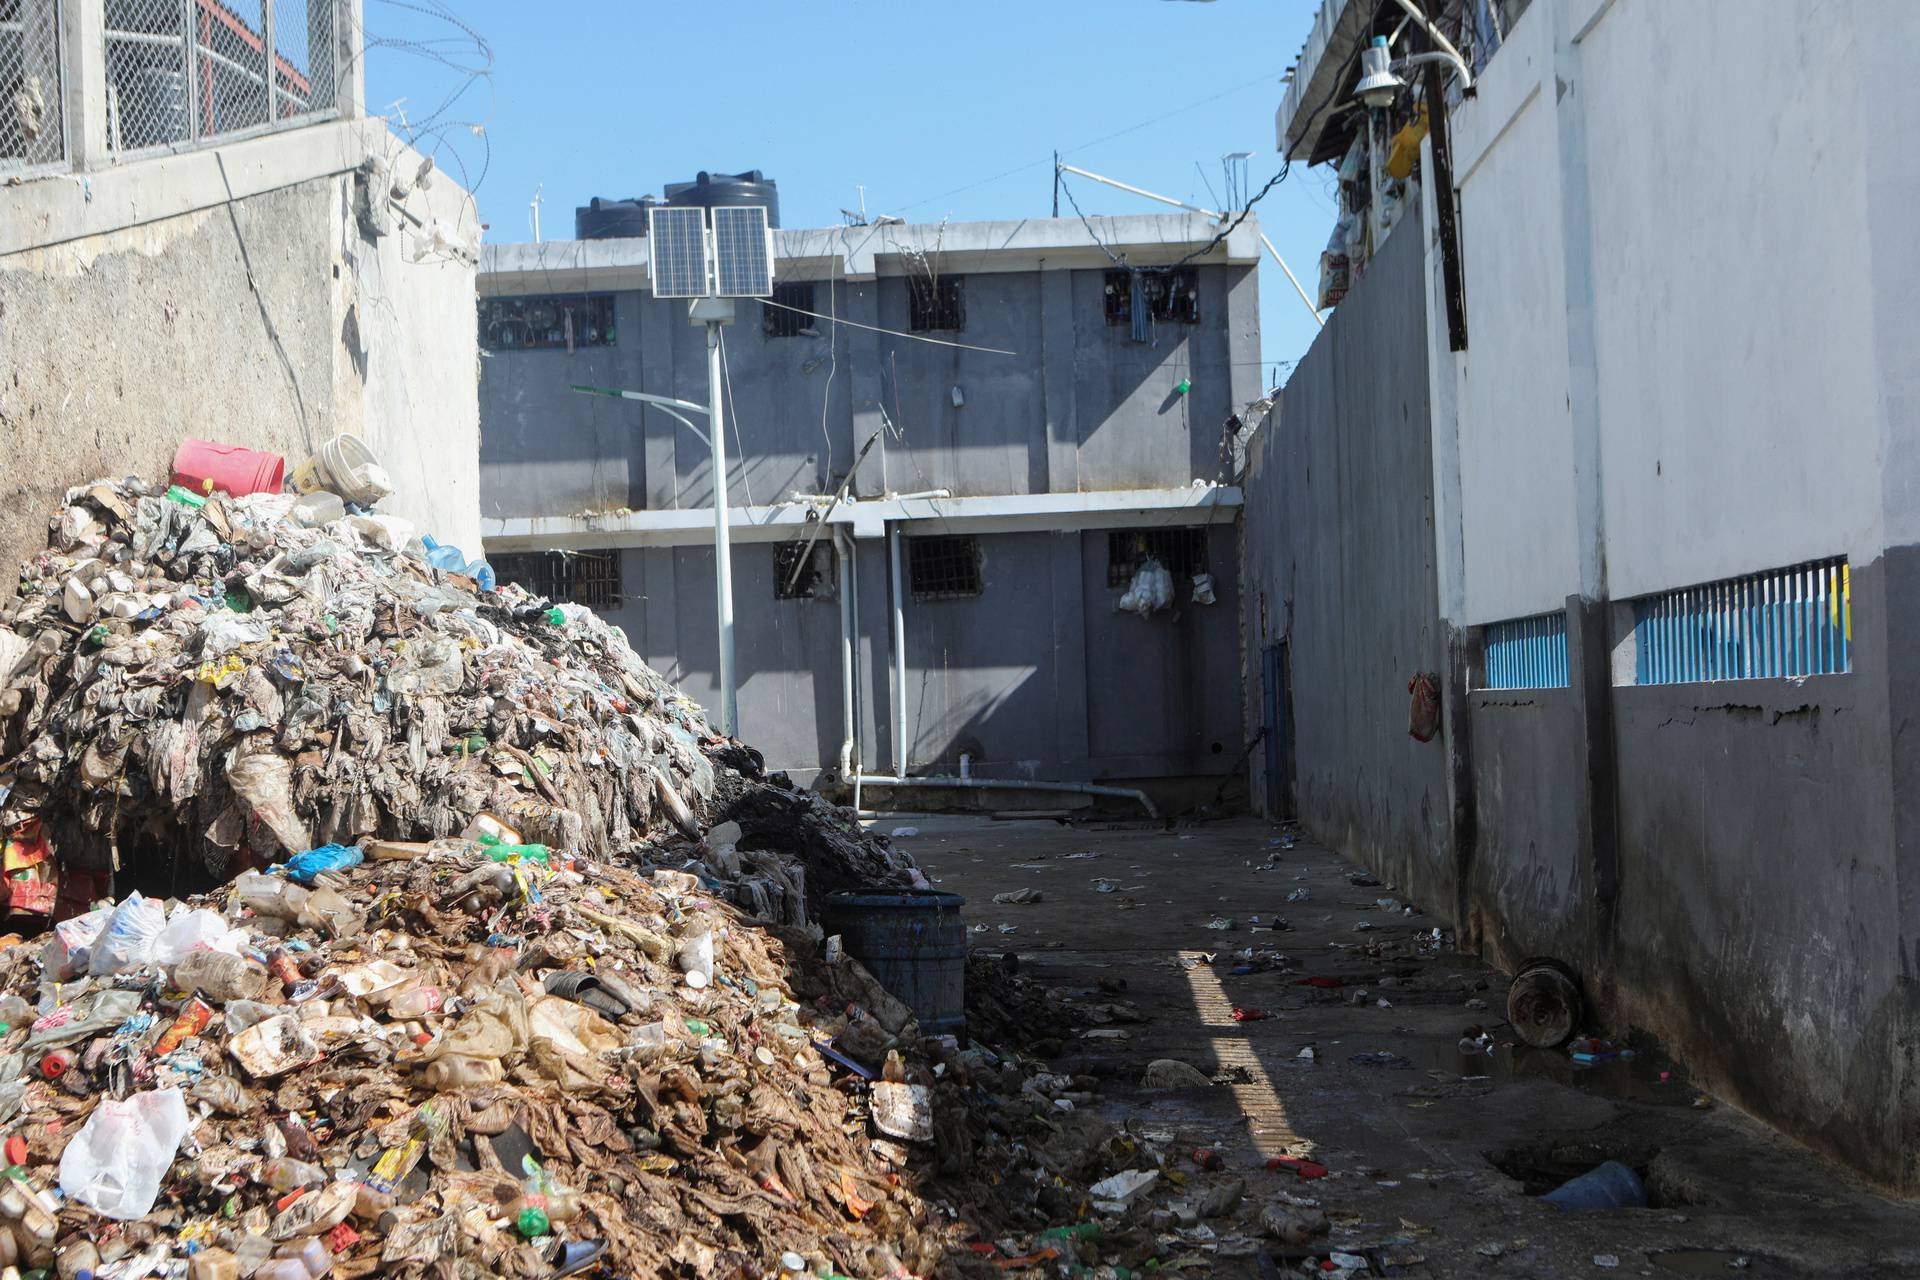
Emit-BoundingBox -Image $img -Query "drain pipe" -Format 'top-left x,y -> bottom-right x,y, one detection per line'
889,521 -> 909,776
851,773 -> 1160,819
834,529 -> 856,782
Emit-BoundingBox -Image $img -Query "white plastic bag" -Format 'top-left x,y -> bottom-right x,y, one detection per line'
41,906 -> 112,980
87,893 -> 168,976
227,752 -> 311,853
1118,557 -> 1175,617
58,1087 -> 190,1220
152,907 -> 233,967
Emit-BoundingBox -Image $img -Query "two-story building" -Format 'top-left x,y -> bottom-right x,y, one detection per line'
477,201 -> 1262,810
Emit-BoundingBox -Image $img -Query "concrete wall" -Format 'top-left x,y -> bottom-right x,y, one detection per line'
1413,0 -> 1920,1190
611,525 -> 1243,787
1240,212 -> 1452,909
478,261 -> 1258,520
0,120 -> 482,567
1258,0 -> 1920,1189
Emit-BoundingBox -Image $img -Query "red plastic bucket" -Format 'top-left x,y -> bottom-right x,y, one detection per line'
170,439 -> 286,499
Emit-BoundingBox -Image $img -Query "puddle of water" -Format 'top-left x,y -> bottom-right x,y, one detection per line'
1651,1248 -> 1772,1276
1408,1037 -> 1694,1103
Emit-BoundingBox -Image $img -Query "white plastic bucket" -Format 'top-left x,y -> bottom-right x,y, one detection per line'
291,433 -> 393,506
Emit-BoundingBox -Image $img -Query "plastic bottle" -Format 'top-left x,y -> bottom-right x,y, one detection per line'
262,1158 -> 325,1192
284,1237 -> 331,1277
251,1261 -> 313,1280
222,999 -> 279,1032
236,872 -> 309,921
289,492 -> 346,528
421,1056 -> 502,1089
187,1247 -> 239,1280
384,986 -> 443,1019
54,1240 -> 97,1280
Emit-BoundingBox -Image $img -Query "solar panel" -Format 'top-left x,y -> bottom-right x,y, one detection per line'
648,206 -> 710,298
712,206 -> 774,297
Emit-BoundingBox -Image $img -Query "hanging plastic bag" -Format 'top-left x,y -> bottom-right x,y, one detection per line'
58,1087 -> 190,1219
1191,572 -> 1217,606
1118,556 -> 1173,617
88,892 -> 168,975
227,752 -> 311,853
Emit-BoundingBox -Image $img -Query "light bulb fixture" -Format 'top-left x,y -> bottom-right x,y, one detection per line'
1352,35 -> 1404,109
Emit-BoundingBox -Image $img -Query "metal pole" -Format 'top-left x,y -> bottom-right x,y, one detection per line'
835,530 -> 856,781
707,321 -> 737,737
889,522 -> 908,777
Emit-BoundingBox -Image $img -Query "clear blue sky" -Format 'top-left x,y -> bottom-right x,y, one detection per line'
363,0 -> 1337,383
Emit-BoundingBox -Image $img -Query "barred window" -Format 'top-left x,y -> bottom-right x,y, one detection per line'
908,536 -> 981,600
774,539 -> 833,600
1107,528 -> 1209,588
906,276 -> 964,332
1104,268 -> 1199,327
478,294 -> 616,352
763,283 -> 817,338
493,550 -> 624,611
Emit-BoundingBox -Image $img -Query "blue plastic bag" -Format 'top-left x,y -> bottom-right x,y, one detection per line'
280,843 -> 364,885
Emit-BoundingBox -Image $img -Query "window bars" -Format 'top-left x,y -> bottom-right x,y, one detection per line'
1633,558 -> 1850,685
1482,610 -> 1570,690
0,0 -> 66,173
104,0 -> 336,155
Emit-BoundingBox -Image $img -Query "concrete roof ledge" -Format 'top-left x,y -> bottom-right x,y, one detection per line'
483,485 -> 1244,552
481,212 -> 1259,294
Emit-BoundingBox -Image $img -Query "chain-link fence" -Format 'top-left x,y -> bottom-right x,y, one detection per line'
270,0 -> 333,120
105,0 -> 334,154
1,0 -> 66,173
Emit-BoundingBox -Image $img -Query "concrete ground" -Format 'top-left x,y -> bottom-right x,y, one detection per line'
881,815 -> 1920,1278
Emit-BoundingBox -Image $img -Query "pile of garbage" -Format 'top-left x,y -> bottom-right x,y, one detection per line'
0,476 -> 910,921
0,471 -> 1219,1278
0,839 -> 986,1277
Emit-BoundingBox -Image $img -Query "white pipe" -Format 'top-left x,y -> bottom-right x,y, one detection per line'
835,530 -> 855,781
1258,231 -> 1325,328
1059,162 -> 1323,328
853,774 -> 1159,820
959,752 -> 971,782
851,526 -> 865,815
1388,0 -> 1473,90
1058,163 -> 1217,218
707,322 -> 737,738
889,522 -> 909,777
888,489 -> 952,502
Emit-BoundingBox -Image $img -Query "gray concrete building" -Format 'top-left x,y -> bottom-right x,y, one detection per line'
478,212 -> 1262,806
1249,0 -> 1920,1192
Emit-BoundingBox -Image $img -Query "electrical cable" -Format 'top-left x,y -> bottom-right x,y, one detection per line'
758,299 -> 1016,356
1056,39 -> 1361,276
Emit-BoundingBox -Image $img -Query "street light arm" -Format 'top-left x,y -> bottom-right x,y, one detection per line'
569,384 -> 710,445
1388,0 -> 1473,91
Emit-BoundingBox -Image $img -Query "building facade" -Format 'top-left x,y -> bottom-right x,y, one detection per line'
1249,0 -> 1920,1189
477,213 -> 1262,805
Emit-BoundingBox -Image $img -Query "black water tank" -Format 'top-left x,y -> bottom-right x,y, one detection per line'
574,196 -> 656,240
663,170 -> 780,228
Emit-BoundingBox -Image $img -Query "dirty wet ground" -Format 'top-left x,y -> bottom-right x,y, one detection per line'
884,816 -> 1920,1278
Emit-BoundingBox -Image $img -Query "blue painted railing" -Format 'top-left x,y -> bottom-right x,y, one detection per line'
1633,558 -> 1850,685
1483,611 -> 1570,690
